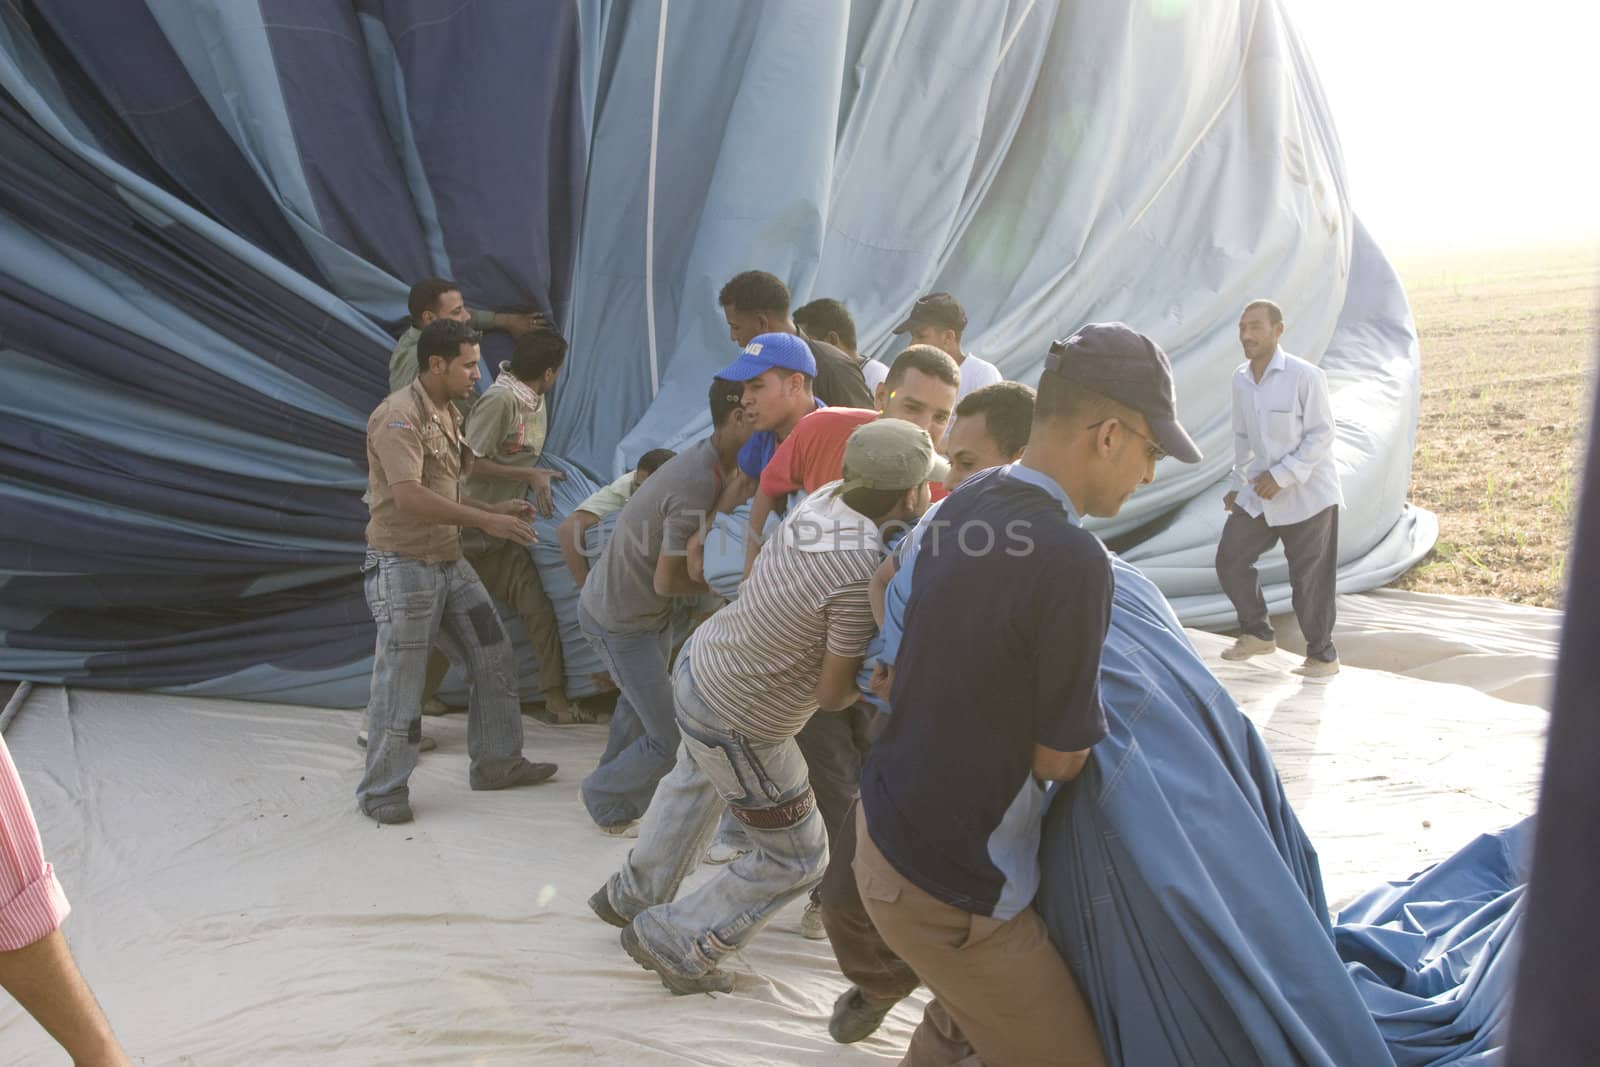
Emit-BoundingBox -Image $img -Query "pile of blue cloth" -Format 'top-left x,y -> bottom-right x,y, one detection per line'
1038,557 -> 1526,1067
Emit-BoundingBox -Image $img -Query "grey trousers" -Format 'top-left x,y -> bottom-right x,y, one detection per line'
1216,505 -> 1340,662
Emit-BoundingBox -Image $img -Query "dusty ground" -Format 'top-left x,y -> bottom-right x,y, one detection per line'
1392,241 -> 1597,607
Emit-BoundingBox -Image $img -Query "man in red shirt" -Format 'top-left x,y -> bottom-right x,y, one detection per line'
740,344 -> 959,581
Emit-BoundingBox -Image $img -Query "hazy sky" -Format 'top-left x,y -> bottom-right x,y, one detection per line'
1284,0 -> 1597,252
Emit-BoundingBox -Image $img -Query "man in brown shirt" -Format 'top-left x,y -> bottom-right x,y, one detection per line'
357,319 -> 559,825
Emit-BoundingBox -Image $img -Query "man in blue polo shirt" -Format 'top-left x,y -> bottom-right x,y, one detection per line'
855,323 -> 1202,1065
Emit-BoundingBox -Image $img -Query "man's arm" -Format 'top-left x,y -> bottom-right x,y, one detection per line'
469,308 -> 544,338
815,650 -> 866,712
655,508 -> 712,597
1268,367 -> 1337,488
559,510 -> 600,585
653,547 -> 710,597
0,931 -> 131,1066
468,459 -> 565,516
1031,744 -> 1093,782
711,470 -> 757,516
742,488 -> 779,580
391,481 -> 536,544
1228,375 -> 1252,497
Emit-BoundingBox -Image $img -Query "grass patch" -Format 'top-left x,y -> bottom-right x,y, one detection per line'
1390,241 -> 1597,607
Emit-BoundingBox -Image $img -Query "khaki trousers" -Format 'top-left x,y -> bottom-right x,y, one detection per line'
424,539 -> 566,700
854,805 -> 1106,1067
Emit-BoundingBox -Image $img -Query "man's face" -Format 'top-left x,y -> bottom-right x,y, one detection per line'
632,468 -> 651,491
421,289 -> 470,328
1238,307 -> 1283,362
909,323 -> 961,361
942,413 -> 1018,491
741,368 -> 805,431
431,344 -> 482,401
877,368 -> 957,439
1087,414 -> 1160,517
723,305 -> 773,348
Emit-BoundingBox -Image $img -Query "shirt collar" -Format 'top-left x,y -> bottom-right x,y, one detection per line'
1263,346 -> 1287,377
999,462 -> 1081,526
406,379 -> 460,437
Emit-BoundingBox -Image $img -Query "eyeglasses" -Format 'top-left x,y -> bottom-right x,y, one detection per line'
1085,418 -> 1166,461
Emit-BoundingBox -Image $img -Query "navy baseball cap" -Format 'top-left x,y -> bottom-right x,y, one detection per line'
892,292 -> 967,335
1044,322 -> 1202,464
714,332 -> 817,381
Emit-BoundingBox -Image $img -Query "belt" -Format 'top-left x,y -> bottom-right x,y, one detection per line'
731,787 -> 816,830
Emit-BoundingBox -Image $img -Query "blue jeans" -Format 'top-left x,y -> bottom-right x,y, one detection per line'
356,550 -> 527,811
578,603 -> 677,827
606,646 -> 827,977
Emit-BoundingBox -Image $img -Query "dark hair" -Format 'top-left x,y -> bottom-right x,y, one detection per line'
637,448 -> 676,475
885,344 -> 960,391
1243,298 -> 1284,326
793,298 -> 856,350
718,270 -> 790,315
709,377 -> 745,427
416,319 -> 481,374
508,325 -> 568,381
407,277 -> 461,325
956,381 -> 1036,455
840,485 -> 907,521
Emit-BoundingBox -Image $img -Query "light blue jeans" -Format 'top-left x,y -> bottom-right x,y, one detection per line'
578,603 -> 677,827
356,550 -> 528,812
606,645 -> 828,977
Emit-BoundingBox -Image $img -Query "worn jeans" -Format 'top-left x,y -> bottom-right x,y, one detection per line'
605,648 -> 828,977
1216,505 -> 1340,662
578,603 -> 677,827
356,550 -> 528,812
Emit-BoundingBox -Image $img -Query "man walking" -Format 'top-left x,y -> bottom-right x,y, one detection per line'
357,319 -> 558,825
855,323 -> 1201,1064
1216,300 -> 1344,677
588,421 -> 940,996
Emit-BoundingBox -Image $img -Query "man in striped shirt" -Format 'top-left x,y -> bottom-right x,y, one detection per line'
588,420 -> 944,996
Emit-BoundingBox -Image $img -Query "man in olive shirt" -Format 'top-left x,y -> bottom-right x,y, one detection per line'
387,277 -> 543,395
358,319 -> 559,825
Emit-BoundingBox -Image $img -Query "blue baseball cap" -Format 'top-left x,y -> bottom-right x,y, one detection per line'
714,332 -> 816,382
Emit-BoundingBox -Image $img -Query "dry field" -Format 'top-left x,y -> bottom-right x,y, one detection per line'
1392,241 -> 1597,607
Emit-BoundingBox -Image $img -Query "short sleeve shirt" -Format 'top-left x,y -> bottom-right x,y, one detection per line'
458,369 -> 548,507
758,408 -> 878,497
807,337 -> 875,408
575,472 -> 638,521
859,464 -> 1112,918
738,397 -> 826,480
365,381 -> 467,563
581,439 -> 722,634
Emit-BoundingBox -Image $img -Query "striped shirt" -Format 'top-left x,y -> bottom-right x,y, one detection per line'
0,734 -> 71,950
690,482 -> 881,742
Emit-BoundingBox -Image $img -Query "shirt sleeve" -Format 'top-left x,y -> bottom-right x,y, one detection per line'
0,736 -> 71,951
576,473 -> 634,519
1032,542 -> 1112,753
1270,365 -> 1337,488
737,433 -> 769,480
1229,373 -> 1252,493
660,491 -> 707,557
759,419 -> 812,497
823,574 -> 878,658
369,415 -> 427,486
468,308 -> 498,332
463,389 -> 516,460
388,337 -> 416,395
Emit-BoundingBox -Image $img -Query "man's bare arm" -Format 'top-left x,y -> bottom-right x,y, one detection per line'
0,931 -> 131,1066
559,510 -> 600,585
1032,744 -> 1092,783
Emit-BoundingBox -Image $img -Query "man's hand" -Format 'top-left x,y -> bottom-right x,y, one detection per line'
1223,490 -> 1238,512
868,663 -> 894,703
523,468 -> 566,517
495,310 -> 546,338
1251,472 -> 1281,501
480,510 -> 537,545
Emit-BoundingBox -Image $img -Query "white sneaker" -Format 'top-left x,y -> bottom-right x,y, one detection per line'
704,841 -> 750,865
1292,657 -> 1340,678
1220,634 -> 1277,661
801,900 -> 828,940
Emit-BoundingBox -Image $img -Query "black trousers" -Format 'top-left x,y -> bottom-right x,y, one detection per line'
1215,504 -> 1340,662
794,702 -> 879,905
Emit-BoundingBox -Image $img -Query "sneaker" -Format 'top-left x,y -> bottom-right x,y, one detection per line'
599,819 -> 640,838
704,840 -> 750,866
421,697 -> 451,716
620,924 -> 735,995
469,759 -> 558,791
362,800 -> 414,825
588,884 -> 630,929
1220,634 -> 1277,661
356,732 -> 437,752
800,900 -> 828,940
543,690 -> 595,725
829,985 -> 895,1044
1292,657 -> 1340,678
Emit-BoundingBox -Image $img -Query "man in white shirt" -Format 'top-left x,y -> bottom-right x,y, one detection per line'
1216,300 -> 1345,678
891,292 -> 1003,404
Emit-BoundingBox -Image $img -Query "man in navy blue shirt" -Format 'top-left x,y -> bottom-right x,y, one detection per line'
855,323 -> 1202,1065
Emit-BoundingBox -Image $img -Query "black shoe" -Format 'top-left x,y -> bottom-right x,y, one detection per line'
469,759 -> 558,790
829,985 -> 895,1043
361,800 -> 415,826
357,732 -> 437,752
620,924 -> 734,995
588,885 -> 629,929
